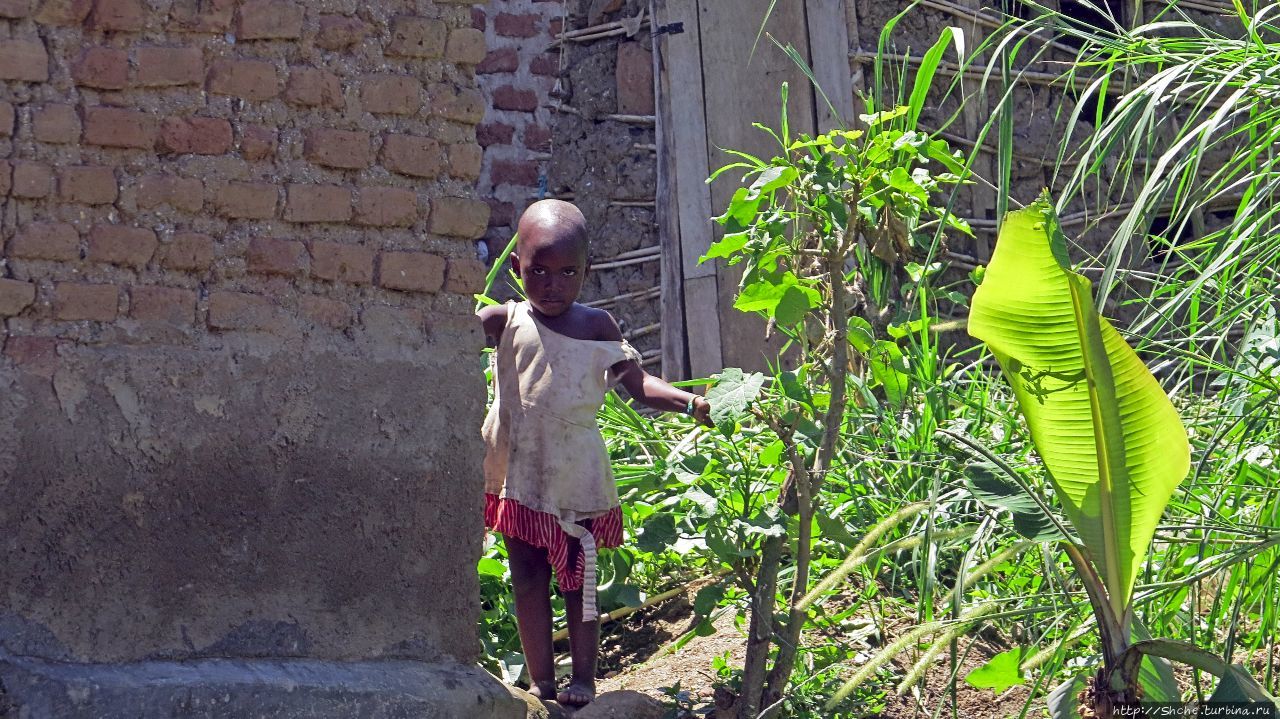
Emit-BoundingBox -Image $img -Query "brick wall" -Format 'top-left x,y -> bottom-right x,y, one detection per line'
0,0 -> 497,669
473,0 -> 559,257
1,0 -> 490,343
475,0 -> 665,373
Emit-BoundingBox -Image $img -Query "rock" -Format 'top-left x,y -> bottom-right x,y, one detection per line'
508,685 -> 573,719
573,690 -> 666,719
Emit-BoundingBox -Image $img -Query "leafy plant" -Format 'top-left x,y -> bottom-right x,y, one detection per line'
957,193 -> 1278,716
696,28 -> 972,708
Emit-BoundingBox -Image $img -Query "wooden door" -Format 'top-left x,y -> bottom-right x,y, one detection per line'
653,0 -> 853,378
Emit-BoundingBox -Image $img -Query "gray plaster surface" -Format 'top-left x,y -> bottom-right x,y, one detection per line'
0,655 -> 524,718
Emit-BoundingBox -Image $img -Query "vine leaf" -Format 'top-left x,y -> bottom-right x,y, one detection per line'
707,368 -> 766,424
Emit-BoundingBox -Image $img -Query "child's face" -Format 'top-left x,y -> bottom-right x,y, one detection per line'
512,230 -> 588,317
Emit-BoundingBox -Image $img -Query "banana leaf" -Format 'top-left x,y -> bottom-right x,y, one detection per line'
967,193 -> 1190,619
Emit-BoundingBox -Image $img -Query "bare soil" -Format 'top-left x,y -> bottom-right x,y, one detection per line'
587,583 -> 1043,719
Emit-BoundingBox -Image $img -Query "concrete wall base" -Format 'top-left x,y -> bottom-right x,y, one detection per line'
0,656 -> 524,719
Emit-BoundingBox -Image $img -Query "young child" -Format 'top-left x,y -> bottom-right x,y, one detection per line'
479,199 -> 712,707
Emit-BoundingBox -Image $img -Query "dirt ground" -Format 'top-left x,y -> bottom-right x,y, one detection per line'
586,583 -> 1041,719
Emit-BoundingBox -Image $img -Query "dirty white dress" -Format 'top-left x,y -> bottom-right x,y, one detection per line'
482,301 -> 640,620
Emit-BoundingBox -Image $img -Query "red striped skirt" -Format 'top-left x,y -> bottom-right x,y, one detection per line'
484,493 -> 623,592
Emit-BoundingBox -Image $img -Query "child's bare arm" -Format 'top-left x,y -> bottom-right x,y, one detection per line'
478,304 -> 508,348
593,310 -> 712,426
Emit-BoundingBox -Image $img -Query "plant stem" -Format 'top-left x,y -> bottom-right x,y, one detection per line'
738,533 -> 782,719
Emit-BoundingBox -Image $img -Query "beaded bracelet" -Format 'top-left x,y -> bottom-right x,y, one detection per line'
684,397 -> 697,416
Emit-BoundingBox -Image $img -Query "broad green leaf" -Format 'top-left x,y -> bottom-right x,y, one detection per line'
814,499 -> 861,549
965,647 -> 1027,693
635,513 -> 677,553
701,231 -> 750,262
967,194 -> 1191,616
1047,674 -> 1089,719
706,368 -> 766,424
694,584 -> 725,616
774,285 -> 813,326
684,487 -> 719,518
963,462 -> 1067,542
868,340 -> 910,406
477,557 -> 507,577
747,165 -> 798,198
848,316 -> 875,353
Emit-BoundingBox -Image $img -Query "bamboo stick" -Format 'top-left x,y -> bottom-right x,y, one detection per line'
584,286 -> 662,309
623,322 -> 661,340
850,49 -> 1092,91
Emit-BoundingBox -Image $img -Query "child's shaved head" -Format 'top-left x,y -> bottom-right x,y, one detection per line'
516,199 -> 589,260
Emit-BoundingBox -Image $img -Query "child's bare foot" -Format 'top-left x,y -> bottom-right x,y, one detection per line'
556,680 -> 595,707
527,680 -> 557,702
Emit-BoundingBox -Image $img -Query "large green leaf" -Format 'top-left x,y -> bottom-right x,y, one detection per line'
967,194 -> 1190,617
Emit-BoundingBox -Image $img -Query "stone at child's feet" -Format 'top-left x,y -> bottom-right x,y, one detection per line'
572,690 -> 666,719
556,680 -> 595,708
507,684 -> 570,719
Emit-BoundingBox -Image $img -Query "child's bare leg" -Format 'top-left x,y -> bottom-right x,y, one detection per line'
504,534 -> 556,699
558,587 -> 598,706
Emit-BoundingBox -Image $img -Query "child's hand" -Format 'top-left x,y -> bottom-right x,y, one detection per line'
691,396 -> 713,428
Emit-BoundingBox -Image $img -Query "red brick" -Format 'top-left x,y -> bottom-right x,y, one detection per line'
240,124 -> 276,161
303,128 -> 372,169
548,17 -> 563,38
360,74 -> 422,115
616,41 -> 655,115
215,181 -> 277,219
445,257 -> 487,294
87,224 -> 158,268
59,165 -> 118,205
136,174 -> 203,212
9,223 -> 79,260
386,15 -> 446,58
129,285 -> 196,324
0,278 -> 36,316
377,251 -> 445,293
491,159 -> 539,188
159,232 -> 214,271
3,336 -> 60,377
355,186 -> 416,227
53,283 -> 118,321
446,28 -> 486,65
486,198 -> 514,228
530,52 -> 560,77
470,6 -> 484,30
83,107 -> 157,149
476,122 -> 514,148
33,0 -> 90,25
492,85 -> 538,113
158,116 -> 233,155
0,0 -> 36,18
32,103 -> 78,143
299,295 -> 353,329
237,0 -> 303,39
309,241 -> 373,284
381,133 -> 444,178
285,67 -> 344,108
167,0 -> 232,30
447,143 -> 482,180
429,197 -> 489,239
0,161 -> 10,197
12,162 -> 53,198
0,100 -> 13,136
71,47 -> 128,89
207,291 -> 280,331
246,237 -> 309,276
429,83 -> 485,124
135,47 -> 203,86
0,40 -> 49,82
91,0 -> 144,31
523,124 -> 552,152
207,59 -> 280,101
315,14 -> 367,50
476,47 -> 517,75
284,184 -> 352,223
494,12 -> 539,38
